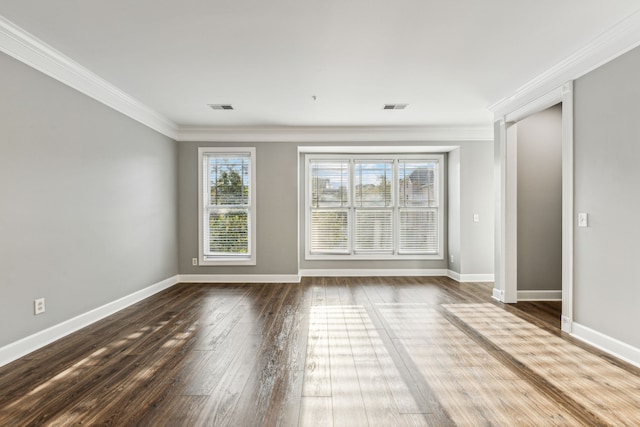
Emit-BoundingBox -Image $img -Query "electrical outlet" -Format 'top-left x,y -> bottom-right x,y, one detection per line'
192,258 -> 198,266
450,255 -> 454,263
34,298 -> 45,315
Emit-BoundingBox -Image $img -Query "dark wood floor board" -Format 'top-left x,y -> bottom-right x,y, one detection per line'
193,303 -> 248,351
2,277 -> 640,425
243,283 -> 291,339
192,285 -> 295,425
0,292 -> 203,423
514,300 -> 561,321
230,284 -> 310,427
303,281 -> 332,399
38,300 -> 207,425
194,331 -> 261,425
390,277 -> 458,307
0,286 -> 200,402
262,368 -> 305,427
71,285 -> 203,344
159,304 -> 261,396
136,395 -> 209,427
260,284 -> 312,427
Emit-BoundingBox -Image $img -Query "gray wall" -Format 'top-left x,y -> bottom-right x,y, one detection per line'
0,52 -> 178,348
517,104 -> 562,291
460,140 -> 494,275
178,141 -> 299,275
178,140 -> 494,276
574,45 -> 640,348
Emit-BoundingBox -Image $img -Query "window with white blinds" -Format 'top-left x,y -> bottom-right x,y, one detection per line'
306,154 -> 443,260
198,147 -> 256,265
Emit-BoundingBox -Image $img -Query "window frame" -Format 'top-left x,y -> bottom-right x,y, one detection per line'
198,147 -> 256,266
304,153 -> 444,261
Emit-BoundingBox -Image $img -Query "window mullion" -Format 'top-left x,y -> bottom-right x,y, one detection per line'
393,159 -> 399,255
349,159 -> 354,255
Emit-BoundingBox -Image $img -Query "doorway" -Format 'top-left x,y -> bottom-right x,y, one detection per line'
494,83 -> 574,333
516,104 -> 563,300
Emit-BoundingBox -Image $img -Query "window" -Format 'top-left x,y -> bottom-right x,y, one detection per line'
198,147 -> 256,265
305,154 -> 443,260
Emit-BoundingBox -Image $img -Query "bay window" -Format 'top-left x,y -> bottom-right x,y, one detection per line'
305,154 -> 443,260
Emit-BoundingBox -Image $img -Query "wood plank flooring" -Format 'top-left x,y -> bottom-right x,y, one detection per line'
1,277 -> 639,426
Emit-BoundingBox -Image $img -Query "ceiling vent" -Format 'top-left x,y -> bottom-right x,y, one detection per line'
209,104 -> 234,110
383,104 -> 408,110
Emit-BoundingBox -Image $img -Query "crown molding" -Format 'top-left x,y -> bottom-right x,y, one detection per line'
489,9 -> 640,117
0,15 -> 178,139
176,125 -> 494,142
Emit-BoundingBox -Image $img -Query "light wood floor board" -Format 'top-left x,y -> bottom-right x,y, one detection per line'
0,278 -> 639,426
444,303 -> 640,426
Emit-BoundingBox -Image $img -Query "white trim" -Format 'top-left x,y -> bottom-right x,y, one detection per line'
489,9 -> 640,117
458,274 -> 495,283
505,87 -> 564,124
0,275 -> 179,368
447,270 -> 461,282
447,270 -> 494,282
298,269 -> 448,277
503,121 -> 518,303
560,83 -> 574,333
299,145 -> 459,154
178,125 -> 493,143
492,288 -> 505,302
0,16 -> 177,139
179,274 -> 301,283
516,290 -> 562,301
572,322 -> 640,369
493,119 -> 507,301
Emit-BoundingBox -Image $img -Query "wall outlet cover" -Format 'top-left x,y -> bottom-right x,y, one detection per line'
34,298 -> 45,315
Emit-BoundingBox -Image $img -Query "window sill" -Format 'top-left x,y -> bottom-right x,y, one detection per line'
198,257 -> 256,266
305,254 -> 443,261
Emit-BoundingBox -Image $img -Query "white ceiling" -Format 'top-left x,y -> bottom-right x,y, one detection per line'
0,0 -> 639,129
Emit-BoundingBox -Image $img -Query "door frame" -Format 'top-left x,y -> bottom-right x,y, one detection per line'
494,82 -> 574,333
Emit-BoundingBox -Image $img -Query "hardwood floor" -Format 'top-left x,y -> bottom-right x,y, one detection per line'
1,277 -> 639,426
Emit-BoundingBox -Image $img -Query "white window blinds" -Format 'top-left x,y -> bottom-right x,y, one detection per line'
199,148 -> 256,265
306,155 -> 442,260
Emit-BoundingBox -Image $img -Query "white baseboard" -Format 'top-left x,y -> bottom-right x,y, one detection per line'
178,274 -> 301,283
0,275 -> 180,368
298,269 -> 448,277
447,270 -> 461,281
458,273 -> 495,283
561,315 -> 573,333
447,270 -> 495,283
517,290 -> 562,301
492,288 -> 505,302
572,322 -> 640,369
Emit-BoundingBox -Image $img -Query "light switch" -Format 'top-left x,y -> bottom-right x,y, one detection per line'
473,213 -> 479,223
578,213 -> 588,227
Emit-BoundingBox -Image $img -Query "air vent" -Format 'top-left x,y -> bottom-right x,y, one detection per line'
209,104 -> 234,110
383,104 -> 408,110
